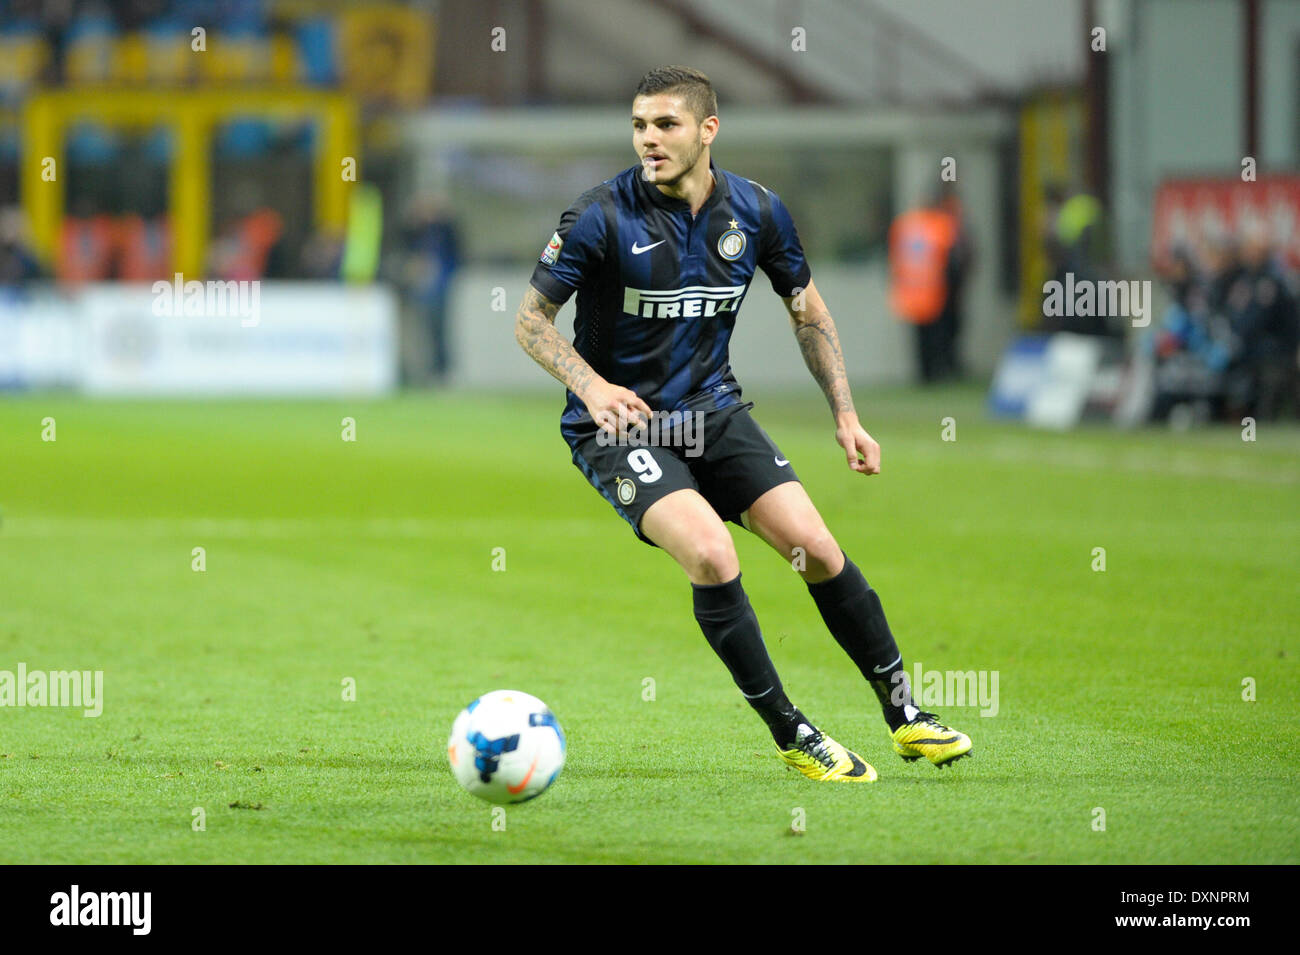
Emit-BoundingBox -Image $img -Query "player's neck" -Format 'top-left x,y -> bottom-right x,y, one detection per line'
657,156 -> 715,217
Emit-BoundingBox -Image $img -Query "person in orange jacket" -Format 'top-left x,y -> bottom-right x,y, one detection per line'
889,186 -> 972,382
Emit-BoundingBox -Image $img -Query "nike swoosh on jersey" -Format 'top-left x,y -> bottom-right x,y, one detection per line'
631,240 -> 666,254
775,456 -> 790,466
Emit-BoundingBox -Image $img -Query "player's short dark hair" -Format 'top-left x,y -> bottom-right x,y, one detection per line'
634,66 -> 718,123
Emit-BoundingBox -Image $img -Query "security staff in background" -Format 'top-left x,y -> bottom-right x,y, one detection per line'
400,193 -> 462,384
888,184 -> 972,383
1042,181 -> 1111,336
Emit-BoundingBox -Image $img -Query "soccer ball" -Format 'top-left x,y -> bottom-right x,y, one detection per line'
447,690 -> 566,803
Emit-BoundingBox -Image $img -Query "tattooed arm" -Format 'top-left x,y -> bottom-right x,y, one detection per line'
515,285 -> 651,435
783,279 -> 881,475
515,285 -> 597,398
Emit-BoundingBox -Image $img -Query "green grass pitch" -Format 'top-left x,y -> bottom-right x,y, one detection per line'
1,384 -> 1297,864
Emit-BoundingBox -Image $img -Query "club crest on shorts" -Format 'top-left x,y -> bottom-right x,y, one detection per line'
615,476 -> 636,505
540,231 -> 563,265
717,227 -> 746,261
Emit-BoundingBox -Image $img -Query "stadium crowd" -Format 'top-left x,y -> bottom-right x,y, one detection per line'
1147,230 -> 1299,423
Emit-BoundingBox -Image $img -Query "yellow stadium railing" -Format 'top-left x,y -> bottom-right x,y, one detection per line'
21,87 -> 358,278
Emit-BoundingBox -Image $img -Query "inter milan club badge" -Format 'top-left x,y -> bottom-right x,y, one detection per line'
717,219 -> 746,260
615,476 -> 636,505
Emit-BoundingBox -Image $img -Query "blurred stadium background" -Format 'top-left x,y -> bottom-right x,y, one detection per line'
0,0 -> 1296,422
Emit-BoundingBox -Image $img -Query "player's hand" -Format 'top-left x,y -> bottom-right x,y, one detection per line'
583,379 -> 653,438
836,414 -> 880,475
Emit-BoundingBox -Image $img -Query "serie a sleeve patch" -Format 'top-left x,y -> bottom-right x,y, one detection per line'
540,231 -> 564,265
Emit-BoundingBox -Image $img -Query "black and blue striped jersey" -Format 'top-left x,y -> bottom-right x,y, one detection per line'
528,160 -> 811,448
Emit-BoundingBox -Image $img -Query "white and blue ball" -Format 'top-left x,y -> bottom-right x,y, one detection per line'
447,690 -> 565,804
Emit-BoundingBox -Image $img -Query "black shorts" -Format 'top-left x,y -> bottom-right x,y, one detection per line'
569,402 -> 800,546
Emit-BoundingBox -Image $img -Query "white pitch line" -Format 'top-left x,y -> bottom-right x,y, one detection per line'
0,517 -> 594,539
904,439 -> 1300,485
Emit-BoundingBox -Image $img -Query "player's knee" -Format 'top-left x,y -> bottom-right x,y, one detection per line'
684,532 -> 739,585
798,526 -> 842,581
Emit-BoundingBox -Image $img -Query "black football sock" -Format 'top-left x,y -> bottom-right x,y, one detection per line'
806,553 -> 916,731
692,574 -> 808,748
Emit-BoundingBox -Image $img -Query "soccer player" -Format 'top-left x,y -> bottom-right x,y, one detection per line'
515,66 -> 971,782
